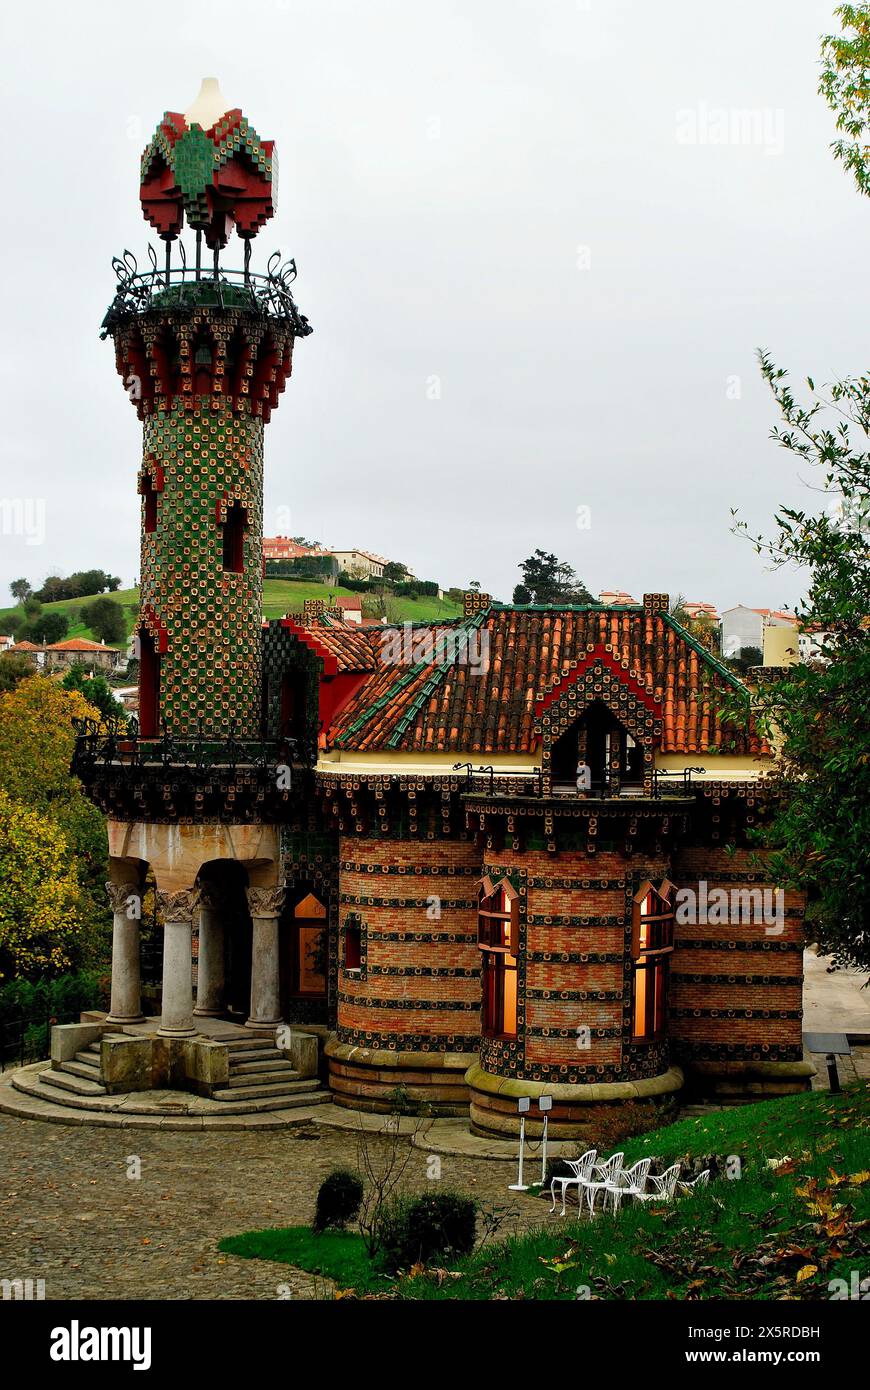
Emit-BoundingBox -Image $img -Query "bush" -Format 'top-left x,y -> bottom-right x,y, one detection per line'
377,1191 -> 476,1273
312,1169 -> 364,1233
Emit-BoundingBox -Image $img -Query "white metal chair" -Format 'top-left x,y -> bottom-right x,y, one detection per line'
583,1151 -> 625,1216
548,1149 -> 597,1217
677,1169 -> 710,1197
603,1157 -> 653,1215
631,1161 -> 681,1205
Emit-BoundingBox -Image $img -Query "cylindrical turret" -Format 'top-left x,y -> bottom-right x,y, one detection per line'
101,83 -> 310,738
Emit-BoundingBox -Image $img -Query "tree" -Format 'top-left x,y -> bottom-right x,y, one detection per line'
9,578 -> 31,604
0,654 -> 36,693
728,357 -> 870,970
0,676 -> 110,977
724,644 -> 763,675
16,611 -> 69,645
512,550 -> 593,605
0,790 -> 84,981
820,4 -> 870,197
382,561 -> 409,582
81,597 -> 125,644
62,666 -> 123,725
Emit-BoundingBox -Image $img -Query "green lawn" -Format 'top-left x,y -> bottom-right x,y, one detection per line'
219,1085 -> 870,1300
0,582 -> 461,647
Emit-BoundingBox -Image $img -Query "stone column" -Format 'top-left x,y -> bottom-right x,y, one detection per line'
194,885 -> 226,1018
105,881 -> 145,1025
245,886 -> 285,1032
156,889 -> 200,1038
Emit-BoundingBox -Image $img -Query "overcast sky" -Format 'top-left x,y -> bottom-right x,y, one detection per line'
0,0 -> 865,612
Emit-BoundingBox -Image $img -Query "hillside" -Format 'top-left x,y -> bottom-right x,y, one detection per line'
0,582 -> 462,648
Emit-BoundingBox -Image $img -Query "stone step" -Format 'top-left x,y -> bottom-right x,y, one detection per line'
225,1068 -> 300,1089
60,1060 -> 109,1083
226,1047 -> 285,1065
221,1037 -> 275,1052
229,1058 -> 294,1076
74,1050 -> 102,1069
213,1079 -> 320,1102
40,1068 -> 107,1097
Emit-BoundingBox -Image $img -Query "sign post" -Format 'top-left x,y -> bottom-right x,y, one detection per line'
508,1097 -> 531,1191
537,1094 -> 552,1187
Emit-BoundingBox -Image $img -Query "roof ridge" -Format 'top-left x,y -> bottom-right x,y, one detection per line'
659,611 -> 747,694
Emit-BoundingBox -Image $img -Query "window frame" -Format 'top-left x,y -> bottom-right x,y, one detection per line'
631,879 -> 675,1043
478,878 -> 519,1040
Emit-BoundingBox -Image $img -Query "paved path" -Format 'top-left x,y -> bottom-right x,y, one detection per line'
0,1110 -> 551,1301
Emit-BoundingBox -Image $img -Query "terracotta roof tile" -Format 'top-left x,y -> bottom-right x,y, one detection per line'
326,606 -> 766,756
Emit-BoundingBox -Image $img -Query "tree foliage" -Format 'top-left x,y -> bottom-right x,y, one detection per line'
0,677 -> 110,979
820,4 -> 870,198
730,356 -> 870,968
512,550 -> 593,605
81,596 -> 125,644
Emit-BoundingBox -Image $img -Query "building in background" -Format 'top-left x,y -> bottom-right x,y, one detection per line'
720,604 -> 796,658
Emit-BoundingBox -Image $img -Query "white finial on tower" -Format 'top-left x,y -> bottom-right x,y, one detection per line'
185,77 -> 230,129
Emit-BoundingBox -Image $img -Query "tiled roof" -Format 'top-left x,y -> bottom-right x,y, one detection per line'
47,638 -> 110,652
10,640 -> 40,651
325,605 -> 766,756
279,617 -> 380,672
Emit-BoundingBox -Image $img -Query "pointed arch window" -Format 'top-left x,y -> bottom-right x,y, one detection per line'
631,880 -> 675,1042
478,877 -> 519,1039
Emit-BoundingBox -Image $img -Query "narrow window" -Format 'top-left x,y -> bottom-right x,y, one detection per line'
138,629 -> 160,737
142,473 -> 158,534
221,501 -> 247,573
344,918 -> 362,972
478,878 -> 519,1039
631,880 -> 675,1041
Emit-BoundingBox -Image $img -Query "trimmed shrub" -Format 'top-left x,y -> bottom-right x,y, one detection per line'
312,1169 -> 364,1233
377,1191 -> 476,1273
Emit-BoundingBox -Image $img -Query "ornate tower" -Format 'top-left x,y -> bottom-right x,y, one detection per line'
102,78 -> 311,738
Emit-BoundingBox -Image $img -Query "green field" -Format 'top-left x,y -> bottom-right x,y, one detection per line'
0,582 -> 462,649
220,1085 -> 870,1300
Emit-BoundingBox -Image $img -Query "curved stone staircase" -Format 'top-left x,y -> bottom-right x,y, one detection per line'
1,1031 -> 329,1129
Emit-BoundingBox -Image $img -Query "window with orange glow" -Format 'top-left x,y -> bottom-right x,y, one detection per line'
631,880 -> 675,1041
291,891 -> 327,996
478,879 -> 519,1039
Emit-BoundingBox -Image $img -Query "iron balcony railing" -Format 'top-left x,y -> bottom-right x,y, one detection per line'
100,246 -> 313,339
71,715 -> 309,779
453,762 -> 705,800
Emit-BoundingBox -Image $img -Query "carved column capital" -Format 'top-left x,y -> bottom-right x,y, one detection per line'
198,883 -> 225,912
246,886 -> 285,920
106,881 -> 140,915
157,888 -> 200,924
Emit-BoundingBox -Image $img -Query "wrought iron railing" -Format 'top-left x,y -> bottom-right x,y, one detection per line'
453,762 -> 704,800
71,715 -> 306,778
100,246 -> 312,338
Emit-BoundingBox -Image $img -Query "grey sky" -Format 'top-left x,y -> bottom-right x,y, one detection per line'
0,0 -> 864,613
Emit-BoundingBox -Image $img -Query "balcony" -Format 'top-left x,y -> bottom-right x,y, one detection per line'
71,718 -> 311,822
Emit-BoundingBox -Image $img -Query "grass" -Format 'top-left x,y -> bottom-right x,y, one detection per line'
219,1085 -> 870,1300
0,583 -> 461,648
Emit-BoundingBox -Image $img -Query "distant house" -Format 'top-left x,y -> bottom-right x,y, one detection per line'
9,639 -> 46,669
598,589 -> 638,605
335,596 -> 363,626
720,605 -> 796,658
263,537 -> 331,562
44,638 -> 121,673
331,549 -> 387,579
0,635 -> 15,653
683,600 -> 719,624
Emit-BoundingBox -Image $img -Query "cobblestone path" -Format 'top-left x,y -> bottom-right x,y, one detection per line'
0,1113 -> 549,1300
